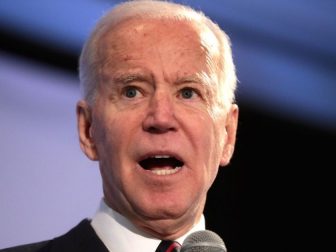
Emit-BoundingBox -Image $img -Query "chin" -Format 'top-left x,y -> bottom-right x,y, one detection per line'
135,208 -> 197,240
136,198 -> 201,226
139,203 -> 185,219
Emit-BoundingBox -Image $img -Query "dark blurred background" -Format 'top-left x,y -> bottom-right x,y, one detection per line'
0,1 -> 335,251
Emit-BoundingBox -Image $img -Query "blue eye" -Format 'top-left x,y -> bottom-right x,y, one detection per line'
180,88 -> 195,99
124,86 -> 138,98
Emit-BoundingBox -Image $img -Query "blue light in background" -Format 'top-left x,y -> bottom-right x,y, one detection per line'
0,0 -> 335,131
0,0 -> 119,52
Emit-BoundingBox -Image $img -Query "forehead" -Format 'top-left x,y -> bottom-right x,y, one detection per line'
101,19 -> 193,51
98,18 -> 218,62
96,19 -> 221,89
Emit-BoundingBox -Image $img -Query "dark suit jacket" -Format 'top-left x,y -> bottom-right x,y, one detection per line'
0,219 -> 108,252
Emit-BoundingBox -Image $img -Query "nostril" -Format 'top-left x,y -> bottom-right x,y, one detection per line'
142,97 -> 177,133
143,117 -> 177,133
147,126 -> 159,133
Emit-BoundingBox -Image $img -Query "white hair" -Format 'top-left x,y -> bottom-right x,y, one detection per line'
79,0 -> 237,110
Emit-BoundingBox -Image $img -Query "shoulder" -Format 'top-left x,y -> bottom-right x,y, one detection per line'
0,241 -> 49,252
1,219 -> 108,252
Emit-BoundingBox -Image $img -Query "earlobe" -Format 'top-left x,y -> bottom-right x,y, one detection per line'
220,144 -> 234,167
76,100 -> 98,161
220,104 -> 239,167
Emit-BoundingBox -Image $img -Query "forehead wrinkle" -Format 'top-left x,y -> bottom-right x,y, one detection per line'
97,19 -> 218,92
97,24 -> 145,70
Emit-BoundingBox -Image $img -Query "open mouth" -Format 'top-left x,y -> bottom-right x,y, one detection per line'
139,155 -> 184,175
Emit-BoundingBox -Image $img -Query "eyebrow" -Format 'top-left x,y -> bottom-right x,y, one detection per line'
112,73 -> 151,85
175,75 -> 202,84
175,73 -> 213,88
110,72 -> 214,90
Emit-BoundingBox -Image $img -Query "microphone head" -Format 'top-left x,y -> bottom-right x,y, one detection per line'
180,230 -> 227,252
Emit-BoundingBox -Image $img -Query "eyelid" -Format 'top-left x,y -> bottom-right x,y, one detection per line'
121,85 -> 144,98
181,83 -> 202,93
178,86 -> 203,100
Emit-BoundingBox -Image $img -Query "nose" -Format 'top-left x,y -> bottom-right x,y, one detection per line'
142,91 -> 177,133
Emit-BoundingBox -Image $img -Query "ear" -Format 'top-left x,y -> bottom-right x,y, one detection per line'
76,100 -> 98,160
220,104 -> 239,167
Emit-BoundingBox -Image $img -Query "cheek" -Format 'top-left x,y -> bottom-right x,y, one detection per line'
192,114 -> 225,155
184,116 -> 222,181
93,109 -> 143,169
93,118 -> 128,189
92,112 -> 120,162
199,118 -> 226,174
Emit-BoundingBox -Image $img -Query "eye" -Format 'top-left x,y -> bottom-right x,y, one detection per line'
180,87 -> 198,99
123,86 -> 140,98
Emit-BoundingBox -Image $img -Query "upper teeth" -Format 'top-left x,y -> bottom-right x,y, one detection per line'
153,155 -> 170,158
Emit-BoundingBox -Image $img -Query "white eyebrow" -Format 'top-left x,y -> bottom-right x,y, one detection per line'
176,72 -> 215,90
175,75 -> 202,84
113,73 -> 147,84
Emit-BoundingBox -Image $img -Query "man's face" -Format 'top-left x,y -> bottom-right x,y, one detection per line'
77,19 -> 238,238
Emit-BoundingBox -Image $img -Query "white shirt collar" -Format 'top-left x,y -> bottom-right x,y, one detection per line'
91,199 -> 205,252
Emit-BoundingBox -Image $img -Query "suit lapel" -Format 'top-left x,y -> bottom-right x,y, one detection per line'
47,219 -> 109,252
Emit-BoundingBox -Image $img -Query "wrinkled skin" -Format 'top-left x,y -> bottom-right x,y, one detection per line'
77,19 -> 238,239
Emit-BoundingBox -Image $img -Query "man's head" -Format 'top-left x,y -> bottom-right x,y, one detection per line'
77,0 -> 238,239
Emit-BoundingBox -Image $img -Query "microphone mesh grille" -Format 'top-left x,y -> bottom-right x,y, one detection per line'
182,230 -> 226,252
184,230 -> 224,244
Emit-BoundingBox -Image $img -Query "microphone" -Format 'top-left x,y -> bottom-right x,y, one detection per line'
180,230 -> 227,252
